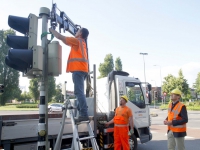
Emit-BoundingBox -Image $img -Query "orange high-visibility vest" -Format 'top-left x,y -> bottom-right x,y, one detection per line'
114,106 -> 130,125
168,102 -> 186,132
66,38 -> 88,72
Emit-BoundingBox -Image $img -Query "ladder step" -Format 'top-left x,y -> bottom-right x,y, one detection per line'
82,148 -> 93,150
79,135 -> 95,141
67,106 -> 77,109
75,120 -> 90,125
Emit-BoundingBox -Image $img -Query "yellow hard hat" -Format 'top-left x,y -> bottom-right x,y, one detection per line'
170,89 -> 182,96
120,95 -> 128,102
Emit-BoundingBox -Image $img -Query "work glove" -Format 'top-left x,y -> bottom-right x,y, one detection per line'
128,129 -> 134,135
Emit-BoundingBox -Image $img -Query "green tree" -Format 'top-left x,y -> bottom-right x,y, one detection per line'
176,69 -> 190,99
162,70 -> 190,101
0,30 -> 21,105
29,78 -> 39,102
98,54 -> 114,78
20,91 -> 31,102
29,76 -> 56,103
48,76 -> 56,102
194,72 -> 200,95
162,74 -> 177,94
115,57 -> 122,71
53,84 -> 64,103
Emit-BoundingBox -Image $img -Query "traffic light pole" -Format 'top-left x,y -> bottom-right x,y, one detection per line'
38,7 -> 50,150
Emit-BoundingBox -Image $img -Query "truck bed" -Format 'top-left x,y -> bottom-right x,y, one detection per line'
0,113 -> 94,141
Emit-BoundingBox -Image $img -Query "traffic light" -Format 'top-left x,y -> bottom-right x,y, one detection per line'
5,14 -> 43,77
0,84 -> 4,95
154,91 -> 158,98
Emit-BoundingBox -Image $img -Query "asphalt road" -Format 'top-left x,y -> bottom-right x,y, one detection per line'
0,109 -> 200,150
137,109 -> 200,150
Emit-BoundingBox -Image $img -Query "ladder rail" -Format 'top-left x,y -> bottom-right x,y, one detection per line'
70,108 -> 82,150
53,96 -> 99,150
53,100 -> 69,150
87,123 -> 99,150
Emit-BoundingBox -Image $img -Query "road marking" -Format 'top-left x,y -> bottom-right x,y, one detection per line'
187,127 -> 200,129
164,133 -> 194,139
185,136 -> 195,139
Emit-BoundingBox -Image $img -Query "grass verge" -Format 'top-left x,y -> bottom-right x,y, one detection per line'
0,105 -> 39,111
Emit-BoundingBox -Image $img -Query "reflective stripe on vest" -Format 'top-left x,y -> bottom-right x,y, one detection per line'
67,39 -> 88,63
168,102 -> 186,132
66,38 -> 88,72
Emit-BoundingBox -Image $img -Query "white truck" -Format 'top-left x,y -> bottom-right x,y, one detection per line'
0,70 -> 152,150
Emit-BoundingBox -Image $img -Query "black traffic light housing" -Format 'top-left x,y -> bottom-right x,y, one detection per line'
5,14 -> 43,77
154,91 -> 158,98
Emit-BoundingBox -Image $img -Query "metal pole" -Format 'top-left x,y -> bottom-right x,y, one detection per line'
159,66 -> 163,104
142,55 -> 146,85
64,81 -> 67,100
93,64 -> 97,137
38,7 -> 50,150
140,53 -> 148,93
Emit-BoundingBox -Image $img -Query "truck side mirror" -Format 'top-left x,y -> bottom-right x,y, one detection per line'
147,84 -> 152,91
148,92 -> 152,104
147,84 -> 152,104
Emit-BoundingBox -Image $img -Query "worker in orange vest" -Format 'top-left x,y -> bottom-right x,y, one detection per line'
164,89 -> 188,150
105,95 -> 134,150
49,27 -> 89,123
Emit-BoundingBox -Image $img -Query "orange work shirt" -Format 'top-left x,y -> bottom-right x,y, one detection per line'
114,106 -> 133,125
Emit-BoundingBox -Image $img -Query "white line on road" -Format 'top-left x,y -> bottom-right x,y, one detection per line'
164,133 -> 194,139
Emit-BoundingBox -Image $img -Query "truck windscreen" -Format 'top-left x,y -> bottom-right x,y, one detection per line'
125,82 -> 146,108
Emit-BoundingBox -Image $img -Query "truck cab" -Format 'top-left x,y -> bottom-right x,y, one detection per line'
97,70 -> 152,149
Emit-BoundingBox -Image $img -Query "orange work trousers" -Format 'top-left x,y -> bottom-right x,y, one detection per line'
114,126 -> 129,150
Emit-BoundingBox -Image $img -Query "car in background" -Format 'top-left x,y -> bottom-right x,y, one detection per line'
48,103 -> 65,112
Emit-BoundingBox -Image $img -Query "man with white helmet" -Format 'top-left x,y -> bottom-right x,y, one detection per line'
164,89 -> 188,150
105,95 -> 134,150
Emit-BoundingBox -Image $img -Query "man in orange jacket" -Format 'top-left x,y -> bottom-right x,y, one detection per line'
49,27 -> 89,123
164,89 -> 188,150
105,95 -> 134,150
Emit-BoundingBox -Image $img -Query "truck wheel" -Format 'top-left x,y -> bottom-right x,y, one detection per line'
129,134 -> 137,150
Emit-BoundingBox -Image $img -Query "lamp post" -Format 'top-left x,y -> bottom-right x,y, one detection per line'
140,53 -> 148,92
151,80 -> 156,108
154,65 -> 163,104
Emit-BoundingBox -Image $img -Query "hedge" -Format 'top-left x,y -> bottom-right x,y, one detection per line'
16,104 -> 38,108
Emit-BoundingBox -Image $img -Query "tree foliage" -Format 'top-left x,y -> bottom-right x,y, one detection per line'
29,78 -> 39,102
53,84 -> 64,103
20,91 -> 31,102
98,54 -> 114,78
48,76 -> 56,102
193,72 -> 200,94
29,76 -> 56,102
0,30 -> 21,105
115,57 -> 122,71
162,69 -> 190,101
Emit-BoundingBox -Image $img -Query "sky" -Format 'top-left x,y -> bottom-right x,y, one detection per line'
1,0 -> 200,91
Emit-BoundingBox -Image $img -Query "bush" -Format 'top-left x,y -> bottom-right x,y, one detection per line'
6,103 -> 19,105
16,104 -> 38,108
160,101 -> 200,111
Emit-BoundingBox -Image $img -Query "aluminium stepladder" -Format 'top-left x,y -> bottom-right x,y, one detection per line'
54,98 -> 99,150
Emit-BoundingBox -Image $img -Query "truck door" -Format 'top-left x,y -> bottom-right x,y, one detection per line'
116,79 -> 150,127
